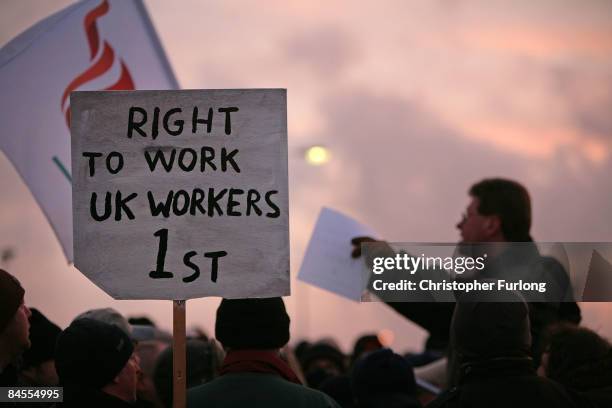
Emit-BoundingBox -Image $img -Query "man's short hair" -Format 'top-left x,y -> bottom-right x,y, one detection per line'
469,178 -> 532,242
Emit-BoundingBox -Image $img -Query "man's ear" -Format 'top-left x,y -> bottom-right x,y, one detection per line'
484,215 -> 502,237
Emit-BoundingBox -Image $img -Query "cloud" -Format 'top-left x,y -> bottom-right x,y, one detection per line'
308,86 -> 612,243
462,26 -> 612,59
551,65 -> 612,141
284,26 -> 358,78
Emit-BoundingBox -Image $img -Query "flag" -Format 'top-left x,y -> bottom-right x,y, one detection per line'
0,0 -> 179,261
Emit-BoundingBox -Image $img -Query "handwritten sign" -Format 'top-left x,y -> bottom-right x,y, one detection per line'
71,89 -> 289,300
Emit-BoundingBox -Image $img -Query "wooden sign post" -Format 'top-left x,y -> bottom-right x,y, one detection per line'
173,300 -> 186,408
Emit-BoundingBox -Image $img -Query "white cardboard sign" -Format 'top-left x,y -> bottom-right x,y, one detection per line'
298,207 -> 378,301
71,89 -> 289,300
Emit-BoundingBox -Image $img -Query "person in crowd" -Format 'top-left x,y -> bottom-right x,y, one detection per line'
187,297 -> 341,407
75,307 -> 171,407
0,268 -> 31,386
352,348 -> 420,408
427,291 -> 579,408
154,339 -> 222,407
352,178 -> 581,373
18,308 -> 61,386
55,318 -> 142,407
350,334 -> 383,367
300,342 -> 347,389
75,307 -> 133,335
129,316 -> 158,327
294,340 -> 312,362
319,375 -> 355,408
538,324 -> 612,407
131,324 -> 172,408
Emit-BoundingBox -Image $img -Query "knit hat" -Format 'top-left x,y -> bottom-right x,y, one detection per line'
0,269 -> 24,333
21,308 -> 62,368
74,308 -> 132,337
352,348 -> 417,402
55,318 -> 134,388
451,290 -> 531,360
215,297 -> 290,349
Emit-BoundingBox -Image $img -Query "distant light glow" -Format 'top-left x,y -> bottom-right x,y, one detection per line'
377,329 -> 395,346
305,145 -> 330,166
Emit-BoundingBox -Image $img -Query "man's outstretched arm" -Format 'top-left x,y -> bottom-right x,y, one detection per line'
351,236 -> 455,351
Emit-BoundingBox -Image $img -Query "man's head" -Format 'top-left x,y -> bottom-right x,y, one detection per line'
131,327 -> 172,407
55,318 -> 140,402
74,307 -> 132,336
451,290 -> 531,363
538,324 -> 611,390
215,297 -> 290,350
351,348 -> 417,406
457,178 -> 532,243
0,269 -> 31,365
300,343 -> 346,388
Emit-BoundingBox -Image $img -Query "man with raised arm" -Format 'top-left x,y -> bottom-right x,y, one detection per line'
352,178 -> 581,375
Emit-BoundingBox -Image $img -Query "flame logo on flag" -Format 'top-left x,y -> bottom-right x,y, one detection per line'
55,0 -> 136,181
61,0 -> 135,127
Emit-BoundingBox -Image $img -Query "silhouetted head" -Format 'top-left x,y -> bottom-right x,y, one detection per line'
215,297 -> 290,350
457,178 -> 531,243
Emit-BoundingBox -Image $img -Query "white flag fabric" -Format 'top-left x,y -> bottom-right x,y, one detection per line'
0,0 -> 178,261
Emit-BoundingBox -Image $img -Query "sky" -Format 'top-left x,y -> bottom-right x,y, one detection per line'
1,0 -> 611,353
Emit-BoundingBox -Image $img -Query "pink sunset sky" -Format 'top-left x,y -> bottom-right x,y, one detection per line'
1,0 -> 611,352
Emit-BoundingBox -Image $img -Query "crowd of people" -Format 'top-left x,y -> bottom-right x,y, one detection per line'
1,267 -> 611,407
1,178 -> 611,407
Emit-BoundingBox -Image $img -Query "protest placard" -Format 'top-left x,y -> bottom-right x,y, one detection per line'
71,89 -> 289,300
298,207 -> 378,301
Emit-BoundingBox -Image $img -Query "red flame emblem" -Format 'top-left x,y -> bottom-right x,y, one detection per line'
61,0 -> 135,127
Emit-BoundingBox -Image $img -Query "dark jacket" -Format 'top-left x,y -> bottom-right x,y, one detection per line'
0,364 -> 59,407
426,357 -> 580,408
358,393 -> 421,408
383,243 -> 581,358
187,372 -> 341,408
555,351 -> 612,408
579,386 -> 612,408
0,364 -> 18,386
0,364 -> 19,407
55,387 -> 135,408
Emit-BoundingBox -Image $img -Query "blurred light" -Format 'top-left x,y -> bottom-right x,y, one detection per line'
305,145 -> 330,166
377,328 -> 395,346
